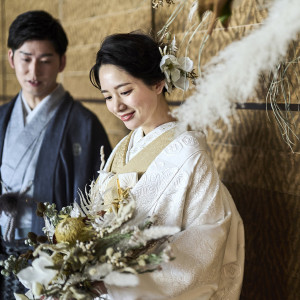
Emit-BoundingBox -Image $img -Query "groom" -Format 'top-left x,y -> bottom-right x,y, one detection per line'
0,10 -> 111,298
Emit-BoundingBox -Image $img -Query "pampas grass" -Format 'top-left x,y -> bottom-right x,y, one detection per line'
173,0 -> 300,132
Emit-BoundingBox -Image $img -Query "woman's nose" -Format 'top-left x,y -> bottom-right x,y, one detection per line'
113,98 -> 126,112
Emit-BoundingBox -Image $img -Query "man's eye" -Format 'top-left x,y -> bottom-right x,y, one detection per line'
105,96 -> 112,101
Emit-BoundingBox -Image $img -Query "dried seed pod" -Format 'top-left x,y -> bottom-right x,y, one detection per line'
37,235 -> 48,244
37,202 -> 46,213
36,210 -> 44,217
27,232 -> 37,243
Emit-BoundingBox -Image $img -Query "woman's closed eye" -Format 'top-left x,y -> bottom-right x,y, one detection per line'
104,95 -> 112,101
121,89 -> 132,96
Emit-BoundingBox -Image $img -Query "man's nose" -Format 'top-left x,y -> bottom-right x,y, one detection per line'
29,60 -> 39,78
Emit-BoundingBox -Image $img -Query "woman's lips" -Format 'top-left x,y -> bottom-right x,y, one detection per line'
120,112 -> 135,122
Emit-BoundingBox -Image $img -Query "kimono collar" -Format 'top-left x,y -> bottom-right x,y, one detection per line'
21,84 -> 65,125
102,126 -> 176,212
126,121 -> 177,163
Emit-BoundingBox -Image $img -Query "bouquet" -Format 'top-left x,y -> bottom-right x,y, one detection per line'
0,178 -> 179,300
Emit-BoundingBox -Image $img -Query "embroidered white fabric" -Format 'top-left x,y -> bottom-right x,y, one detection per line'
126,121 -> 177,162
98,125 -> 245,300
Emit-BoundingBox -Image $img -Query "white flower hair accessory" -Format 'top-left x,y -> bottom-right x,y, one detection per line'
159,35 -> 197,92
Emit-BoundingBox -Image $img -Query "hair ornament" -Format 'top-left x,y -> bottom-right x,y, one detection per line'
159,33 -> 197,92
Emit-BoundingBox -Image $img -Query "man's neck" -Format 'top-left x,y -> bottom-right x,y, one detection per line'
22,84 -> 59,109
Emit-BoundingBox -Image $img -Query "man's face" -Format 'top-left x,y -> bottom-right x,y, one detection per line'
8,40 -> 66,106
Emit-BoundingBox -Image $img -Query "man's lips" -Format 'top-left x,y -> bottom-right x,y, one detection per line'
28,80 -> 41,87
120,112 -> 135,122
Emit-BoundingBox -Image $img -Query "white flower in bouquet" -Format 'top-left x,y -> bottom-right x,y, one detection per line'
103,271 -> 139,287
70,202 -> 85,218
17,252 -> 58,297
87,263 -> 113,281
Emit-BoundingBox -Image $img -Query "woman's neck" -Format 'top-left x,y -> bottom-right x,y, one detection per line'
142,96 -> 176,135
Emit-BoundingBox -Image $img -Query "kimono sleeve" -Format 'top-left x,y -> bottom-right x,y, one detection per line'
106,150 -> 244,300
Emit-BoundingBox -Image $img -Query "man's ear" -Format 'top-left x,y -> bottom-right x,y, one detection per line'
155,80 -> 165,94
8,49 -> 15,69
59,54 -> 66,72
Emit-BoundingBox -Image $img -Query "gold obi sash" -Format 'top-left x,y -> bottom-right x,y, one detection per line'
103,128 -> 175,209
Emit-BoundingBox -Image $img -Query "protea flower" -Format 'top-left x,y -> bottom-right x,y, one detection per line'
54,217 -> 88,244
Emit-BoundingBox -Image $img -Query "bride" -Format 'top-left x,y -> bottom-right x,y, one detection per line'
89,32 -> 244,300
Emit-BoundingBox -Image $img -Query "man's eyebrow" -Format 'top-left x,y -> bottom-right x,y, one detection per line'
101,83 -> 130,93
19,51 -> 54,57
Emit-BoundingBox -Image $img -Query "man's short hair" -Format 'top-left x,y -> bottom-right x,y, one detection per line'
7,10 -> 68,56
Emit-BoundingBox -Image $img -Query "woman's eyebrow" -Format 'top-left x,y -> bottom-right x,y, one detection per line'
101,83 -> 131,93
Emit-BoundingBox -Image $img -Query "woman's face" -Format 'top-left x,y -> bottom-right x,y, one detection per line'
99,64 -> 165,134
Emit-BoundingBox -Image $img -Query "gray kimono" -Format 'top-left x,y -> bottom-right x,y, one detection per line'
0,87 -> 111,237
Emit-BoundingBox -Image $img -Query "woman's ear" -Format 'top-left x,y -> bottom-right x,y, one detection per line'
155,80 -> 165,94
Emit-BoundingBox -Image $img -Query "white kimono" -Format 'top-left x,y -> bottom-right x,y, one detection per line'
98,122 -> 244,300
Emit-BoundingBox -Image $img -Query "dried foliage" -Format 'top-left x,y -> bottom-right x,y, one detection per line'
263,43 -> 300,151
